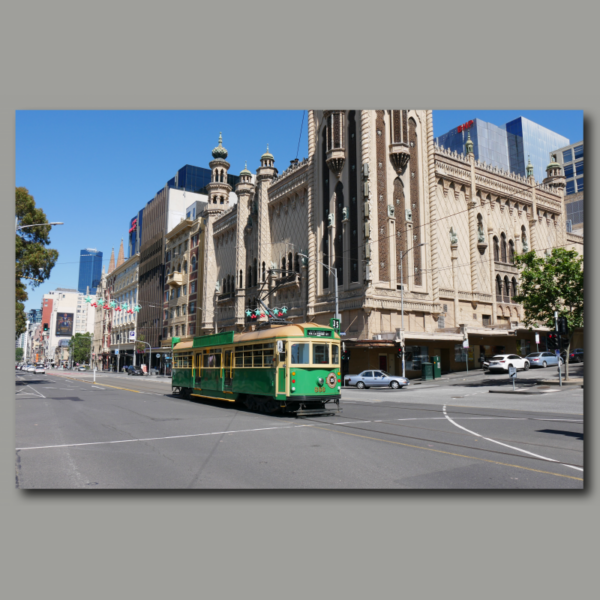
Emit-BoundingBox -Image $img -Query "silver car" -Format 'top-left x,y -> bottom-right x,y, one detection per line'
526,352 -> 563,368
345,370 -> 409,389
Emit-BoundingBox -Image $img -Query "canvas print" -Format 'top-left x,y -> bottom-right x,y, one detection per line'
15,110 -> 584,489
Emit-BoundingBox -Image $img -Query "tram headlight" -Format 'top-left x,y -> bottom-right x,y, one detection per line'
291,387 -> 296,392
317,377 -> 324,386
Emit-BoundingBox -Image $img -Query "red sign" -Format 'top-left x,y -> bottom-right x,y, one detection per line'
128,218 -> 138,234
457,120 -> 474,134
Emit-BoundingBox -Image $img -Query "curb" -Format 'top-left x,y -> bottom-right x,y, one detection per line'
488,388 -> 558,395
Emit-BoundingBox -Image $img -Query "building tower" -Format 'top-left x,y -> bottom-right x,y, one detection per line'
256,145 -> 277,300
201,134 -> 233,332
116,238 -> 125,268
234,162 -> 256,328
108,247 -> 115,273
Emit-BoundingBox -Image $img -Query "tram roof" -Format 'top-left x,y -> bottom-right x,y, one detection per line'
233,322 -> 339,343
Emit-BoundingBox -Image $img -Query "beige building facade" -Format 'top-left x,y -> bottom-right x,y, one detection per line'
189,112 -> 581,377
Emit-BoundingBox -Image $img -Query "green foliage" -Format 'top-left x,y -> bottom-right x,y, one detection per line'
15,188 -> 59,338
513,248 -> 583,379
16,348 -> 24,361
69,333 -> 92,364
135,334 -> 147,354
513,248 -> 584,331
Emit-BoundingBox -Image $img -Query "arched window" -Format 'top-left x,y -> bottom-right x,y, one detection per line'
239,269 -> 243,289
222,278 -> 226,293
220,196 -> 224,204
501,233 -> 507,262
504,276 -> 510,297
191,255 -> 197,271
253,258 -> 258,287
177,263 -> 181,273
496,275 -> 502,296
282,256 -> 286,271
295,253 -> 300,273
288,252 -> 293,273
521,226 -> 528,252
493,237 -> 499,261
508,240 -> 514,263
511,277 -> 518,298
262,262 -> 266,282
183,261 -> 188,274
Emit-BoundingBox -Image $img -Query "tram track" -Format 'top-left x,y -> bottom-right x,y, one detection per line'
299,414 -> 584,470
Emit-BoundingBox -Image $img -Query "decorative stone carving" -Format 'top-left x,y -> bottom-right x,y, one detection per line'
328,213 -> 334,227
388,143 -> 410,174
342,206 -> 349,222
450,227 -> 458,245
326,148 -> 346,179
405,208 -> 412,222
477,222 -> 485,243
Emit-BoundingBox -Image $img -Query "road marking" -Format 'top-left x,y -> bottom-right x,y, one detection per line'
92,386 -> 105,390
54,375 -> 143,394
16,424 -> 314,451
442,405 -> 583,473
311,426 -> 583,482
25,385 -> 45,399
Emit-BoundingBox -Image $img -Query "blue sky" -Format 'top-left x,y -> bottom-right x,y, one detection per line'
16,109 -> 583,314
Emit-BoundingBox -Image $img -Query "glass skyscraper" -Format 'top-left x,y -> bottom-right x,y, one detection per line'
435,116 -> 569,183
78,248 -> 103,294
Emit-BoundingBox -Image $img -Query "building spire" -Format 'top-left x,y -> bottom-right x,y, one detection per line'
108,247 -> 115,273
465,131 -> 474,156
116,238 -> 125,268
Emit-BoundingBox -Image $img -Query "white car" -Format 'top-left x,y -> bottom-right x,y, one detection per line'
34,365 -> 46,374
487,354 -> 530,372
27,365 -> 36,373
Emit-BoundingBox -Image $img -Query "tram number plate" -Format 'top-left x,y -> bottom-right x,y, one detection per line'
314,386 -> 326,393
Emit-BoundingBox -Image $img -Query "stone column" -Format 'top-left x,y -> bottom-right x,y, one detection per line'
307,111 -> 317,315
467,158 -> 479,293
451,242 -> 459,327
488,227 -> 497,324
529,177 -> 538,253
235,190 -> 251,329
426,110 -> 439,302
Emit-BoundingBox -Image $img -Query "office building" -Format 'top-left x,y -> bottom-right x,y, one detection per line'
435,117 -> 569,184
77,248 -> 103,294
549,141 -> 584,235
27,308 -> 42,324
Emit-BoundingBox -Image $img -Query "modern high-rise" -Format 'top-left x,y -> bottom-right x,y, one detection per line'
77,248 -> 103,294
27,308 -> 42,324
550,141 -> 584,235
435,116 -> 570,183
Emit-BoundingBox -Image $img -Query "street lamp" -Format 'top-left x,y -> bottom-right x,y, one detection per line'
16,221 -> 64,233
298,253 -> 340,322
399,242 -> 426,378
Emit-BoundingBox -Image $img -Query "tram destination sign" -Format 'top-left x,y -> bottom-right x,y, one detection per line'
306,329 -> 332,338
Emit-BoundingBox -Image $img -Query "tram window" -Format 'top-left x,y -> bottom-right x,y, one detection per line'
204,350 -> 222,368
313,344 -> 330,364
264,350 -> 274,366
332,345 -> 340,365
253,348 -> 263,367
291,343 -> 310,364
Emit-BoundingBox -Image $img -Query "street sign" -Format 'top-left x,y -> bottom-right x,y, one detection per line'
129,331 -> 136,340
535,333 -> 540,344
462,340 -> 469,348
114,349 -> 119,355
508,366 -> 517,378
156,354 -> 161,358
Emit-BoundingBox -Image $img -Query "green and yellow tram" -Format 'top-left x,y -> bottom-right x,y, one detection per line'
171,322 -> 341,416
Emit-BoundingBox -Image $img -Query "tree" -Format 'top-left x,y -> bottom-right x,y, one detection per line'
16,188 -> 59,338
16,348 -> 24,362
69,333 -> 92,365
513,248 -> 584,379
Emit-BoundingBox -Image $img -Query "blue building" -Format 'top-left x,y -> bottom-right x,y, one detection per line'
435,117 -> 569,183
27,308 -> 42,324
77,248 -> 103,294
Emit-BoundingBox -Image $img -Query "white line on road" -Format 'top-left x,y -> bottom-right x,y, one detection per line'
26,385 -> 45,399
92,386 -> 105,390
16,424 -> 315,451
442,405 -> 583,473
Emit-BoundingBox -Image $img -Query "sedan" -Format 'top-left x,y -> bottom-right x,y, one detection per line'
27,365 -> 36,373
526,352 -> 563,368
562,348 -> 584,363
345,370 -> 409,389
487,354 -> 530,372
34,365 -> 45,374
128,366 -> 145,376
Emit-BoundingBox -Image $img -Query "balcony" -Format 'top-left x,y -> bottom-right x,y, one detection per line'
167,272 -> 183,288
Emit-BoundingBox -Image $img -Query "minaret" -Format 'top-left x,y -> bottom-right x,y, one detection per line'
465,131 -> 478,293
543,154 -> 567,247
108,247 -> 115,273
526,157 -> 539,252
234,162 -> 256,329
256,145 -> 277,294
116,238 -> 125,268
201,134 -> 233,333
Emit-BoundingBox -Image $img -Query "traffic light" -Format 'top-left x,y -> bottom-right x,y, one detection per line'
557,316 -> 568,335
43,323 -> 48,332
342,350 -> 350,361
396,345 -> 404,359
547,333 -> 558,350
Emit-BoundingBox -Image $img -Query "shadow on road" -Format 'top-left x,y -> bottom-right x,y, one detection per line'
537,428 -> 583,441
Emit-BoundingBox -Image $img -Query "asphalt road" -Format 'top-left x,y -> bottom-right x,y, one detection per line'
15,368 -> 584,489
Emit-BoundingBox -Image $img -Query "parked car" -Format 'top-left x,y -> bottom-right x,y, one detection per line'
78,366 -> 87,371
487,354 -> 530,373
344,370 -> 409,389
128,366 -> 145,376
27,365 -> 36,372
525,352 -> 563,368
34,364 -> 46,374
561,348 -> 584,363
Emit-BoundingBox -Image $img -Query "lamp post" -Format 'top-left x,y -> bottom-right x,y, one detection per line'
16,221 -> 64,233
298,253 -> 340,322
399,242 -> 426,378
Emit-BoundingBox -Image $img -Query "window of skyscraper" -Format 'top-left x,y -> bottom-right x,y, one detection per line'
576,178 -> 584,192
564,164 -> 574,178
566,180 -> 576,195
575,161 -> 583,176
563,149 -> 572,163
574,145 -> 583,159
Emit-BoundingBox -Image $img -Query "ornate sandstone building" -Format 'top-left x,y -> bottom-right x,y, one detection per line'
177,112 -> 582,377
